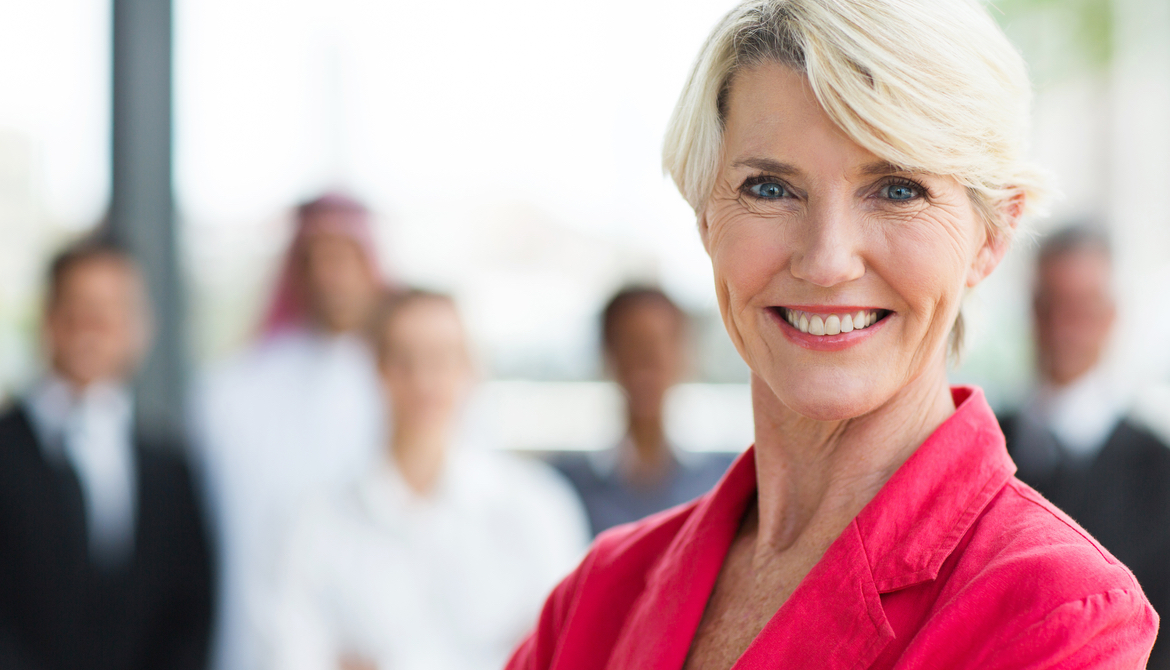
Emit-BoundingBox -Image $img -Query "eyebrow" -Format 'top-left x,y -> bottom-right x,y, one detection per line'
733,157 -> 917,178
859,160 -> 915,176
731,157 -> 803,176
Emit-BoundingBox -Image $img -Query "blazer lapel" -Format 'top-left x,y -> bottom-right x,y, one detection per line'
602,447 -> 895,670
733,520 -> 894,670
606,451 -> 758,670
599,387 -> 1009,670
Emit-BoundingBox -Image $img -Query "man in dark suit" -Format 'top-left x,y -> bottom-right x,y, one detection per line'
0,241 -> 214,670
1000,225 -> 1170,668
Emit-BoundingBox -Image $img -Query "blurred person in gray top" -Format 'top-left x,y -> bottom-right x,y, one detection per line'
0,240 -> 214,670
553,287 -> 734,536
999,225 -> 1170,667
192,193 -> 388,670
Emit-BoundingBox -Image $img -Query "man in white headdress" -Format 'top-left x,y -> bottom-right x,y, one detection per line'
193,193 -> 388,670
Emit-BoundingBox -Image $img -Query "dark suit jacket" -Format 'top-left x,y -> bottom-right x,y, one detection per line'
0,404 -> 214,670
1001,413 -> 1170,669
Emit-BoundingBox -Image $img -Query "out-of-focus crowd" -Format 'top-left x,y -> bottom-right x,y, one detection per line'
0,193 -> 1167,670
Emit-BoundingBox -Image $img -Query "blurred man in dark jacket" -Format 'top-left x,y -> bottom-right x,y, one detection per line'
0,240 -> 214,670
1000,225 -> 1170,668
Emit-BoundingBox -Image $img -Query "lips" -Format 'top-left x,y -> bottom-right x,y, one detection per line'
774,307 -> 892,336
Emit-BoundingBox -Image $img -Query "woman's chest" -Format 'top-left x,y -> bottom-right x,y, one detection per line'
680,536 -> 822,670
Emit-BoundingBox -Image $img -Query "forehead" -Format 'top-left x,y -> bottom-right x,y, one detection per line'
58,255 -> 138,291
383,299 -> 463,343
610,299 -> 681,331
301,231 -> 364,254
1038,249 -> 1112,285
723,63 -> 874,169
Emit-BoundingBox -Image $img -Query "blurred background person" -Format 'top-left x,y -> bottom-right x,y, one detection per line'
268,289 -> 588,670
553,287 -> 733,536
193,193 -> 388,670
1000,224 -> 1170,668
0,240 -> 213,670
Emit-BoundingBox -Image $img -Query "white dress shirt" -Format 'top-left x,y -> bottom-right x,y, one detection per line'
25,375 -> 137,567
267,447 -> 590,670
1022,369 -> 1127,460
193,330 -> 386,670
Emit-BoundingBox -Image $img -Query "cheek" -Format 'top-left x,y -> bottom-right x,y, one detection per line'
707,206 -> 790,310
875,213 -> 974,329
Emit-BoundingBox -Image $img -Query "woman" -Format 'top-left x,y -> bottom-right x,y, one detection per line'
507,1 -> 1158,669
269,289 -> 589,670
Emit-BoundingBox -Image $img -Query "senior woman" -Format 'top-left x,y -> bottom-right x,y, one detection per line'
507,1 -> 1158,669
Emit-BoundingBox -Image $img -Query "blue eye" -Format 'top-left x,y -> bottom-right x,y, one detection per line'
749,182 -> 787,199
881,183 -> 919,201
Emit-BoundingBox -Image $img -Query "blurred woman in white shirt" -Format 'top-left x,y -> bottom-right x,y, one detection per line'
269,289 -> 589,670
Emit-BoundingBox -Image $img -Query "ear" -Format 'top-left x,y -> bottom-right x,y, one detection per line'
967,190 -> 1024,288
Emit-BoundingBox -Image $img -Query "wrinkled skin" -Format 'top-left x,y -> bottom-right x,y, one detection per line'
680,63 -> 1024,670
702,63 -> 1016,423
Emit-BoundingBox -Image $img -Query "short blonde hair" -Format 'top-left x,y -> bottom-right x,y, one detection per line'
663,0 -> 1052,232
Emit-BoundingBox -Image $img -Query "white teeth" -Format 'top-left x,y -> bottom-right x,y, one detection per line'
781,308 -> 884,337
809,315 -> 825,336
824,315 -> 841,336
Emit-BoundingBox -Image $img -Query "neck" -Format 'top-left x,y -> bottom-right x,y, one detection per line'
749,358 -> 954,559
1042,365 -> 1098,393
628,411 -> 669,459
620,410 -> 673,484
52,370 -> 119,395
390,423 -> 449,496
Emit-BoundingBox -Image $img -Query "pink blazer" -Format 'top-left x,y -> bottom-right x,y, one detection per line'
508,387 -> 1158,670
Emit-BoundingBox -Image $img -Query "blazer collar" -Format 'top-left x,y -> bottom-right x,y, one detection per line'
855,386 -> 1016,592
604,386 -> 1014,670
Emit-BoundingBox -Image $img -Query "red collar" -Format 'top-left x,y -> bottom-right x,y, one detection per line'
858,386 -> 1016,591
606,386 -> 1015,670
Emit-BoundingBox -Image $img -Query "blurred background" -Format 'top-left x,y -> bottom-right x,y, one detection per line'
2,2 -> 1170,670
0,0 -> 1168,448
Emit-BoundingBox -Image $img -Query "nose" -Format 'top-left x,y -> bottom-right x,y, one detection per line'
788,201 -> 865,288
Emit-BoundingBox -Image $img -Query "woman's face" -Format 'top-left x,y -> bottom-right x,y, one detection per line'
704,63 -> 1011,421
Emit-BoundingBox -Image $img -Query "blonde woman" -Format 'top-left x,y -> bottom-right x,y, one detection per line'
507,1 -> 1158,668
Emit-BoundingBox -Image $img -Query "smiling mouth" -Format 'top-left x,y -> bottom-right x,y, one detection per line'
773,307 -> 892,336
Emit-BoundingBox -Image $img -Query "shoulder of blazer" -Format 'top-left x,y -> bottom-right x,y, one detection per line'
1112,419 -> 1170,457
132,437 -> 207,531
0,403 -> 46,466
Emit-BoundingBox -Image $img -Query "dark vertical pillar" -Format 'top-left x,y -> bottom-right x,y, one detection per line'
109,0 -> 184,443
